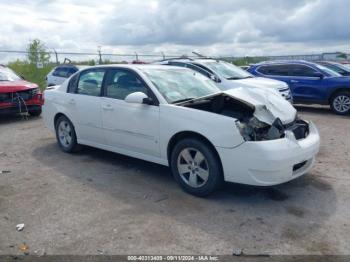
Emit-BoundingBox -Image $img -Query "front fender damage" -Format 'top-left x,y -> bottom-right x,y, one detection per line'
179,87 -> 307,142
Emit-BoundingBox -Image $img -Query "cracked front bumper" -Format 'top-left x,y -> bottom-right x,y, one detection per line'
217,121 -> 320,186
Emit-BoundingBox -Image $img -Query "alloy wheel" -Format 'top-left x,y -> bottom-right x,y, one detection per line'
177,148 -> 209,188
333,95 -> 350,113
58,120 -> 73,147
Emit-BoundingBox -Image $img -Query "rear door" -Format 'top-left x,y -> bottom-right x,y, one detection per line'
67,68 -> 106,145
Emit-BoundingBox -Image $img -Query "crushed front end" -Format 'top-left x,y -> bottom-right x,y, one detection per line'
0,88 -> 44,115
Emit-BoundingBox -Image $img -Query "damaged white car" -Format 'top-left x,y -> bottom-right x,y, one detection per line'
43,65 -> 320,196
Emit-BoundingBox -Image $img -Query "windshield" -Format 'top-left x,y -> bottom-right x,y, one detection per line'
201,60 -> 253,80
141,68 -> 221,103
325,63 -> 350,73
315,64 -> 341,77
0,68 -> 22,81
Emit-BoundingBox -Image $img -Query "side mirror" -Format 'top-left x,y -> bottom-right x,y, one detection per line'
125,92 -> 152,105
313,72 -> 324,79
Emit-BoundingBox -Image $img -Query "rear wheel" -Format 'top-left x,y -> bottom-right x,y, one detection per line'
170,138 -> 223,197
55,116 -> 81,153
330,92 -> 350,115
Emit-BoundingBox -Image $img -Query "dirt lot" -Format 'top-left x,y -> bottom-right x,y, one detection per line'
0,105 -> 349,255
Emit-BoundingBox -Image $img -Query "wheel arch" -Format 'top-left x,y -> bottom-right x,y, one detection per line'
167,131 -> 223,171
54,112 -> 68,127
328,87 -> 350,103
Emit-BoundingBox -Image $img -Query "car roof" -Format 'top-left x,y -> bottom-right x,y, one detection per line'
316,61 -> 343,65
157,57 -> 223,64
55,64 -> 88,69
254,60 -> 318,67
80,64 -> 191,71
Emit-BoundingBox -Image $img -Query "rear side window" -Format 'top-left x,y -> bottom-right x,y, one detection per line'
76,69 -> 106,96
169,62 -> 213,79
53,67 -> 69,78
257,65 -> 291,76
67,67 -> 78,77
187,63 -> 213,78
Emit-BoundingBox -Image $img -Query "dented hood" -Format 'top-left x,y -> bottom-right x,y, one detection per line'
223,87 -> 297,125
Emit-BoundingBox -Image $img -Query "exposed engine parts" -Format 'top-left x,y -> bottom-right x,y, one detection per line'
181,93 -> 309,142
236,117 -> 309,141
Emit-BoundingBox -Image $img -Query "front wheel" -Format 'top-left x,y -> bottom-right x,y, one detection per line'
55,116 -> 81,153
170,138 -> 223,197
330,92 -> 350,115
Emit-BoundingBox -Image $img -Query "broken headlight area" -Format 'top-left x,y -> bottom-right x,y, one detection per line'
236,117 -> 285,141
236,117 -> 309,142
285,119 -> 310,140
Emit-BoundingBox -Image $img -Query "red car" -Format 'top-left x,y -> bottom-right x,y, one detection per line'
0,66 -> 44,116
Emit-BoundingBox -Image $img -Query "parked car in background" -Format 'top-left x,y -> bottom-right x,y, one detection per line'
316,61 -> 350,76
46,64 -> 88,86
248,60 -> 350,115
239,65 -> 250,71
0,65 -> 44,116
43,65 -> 320,196
155,58 -> 293,102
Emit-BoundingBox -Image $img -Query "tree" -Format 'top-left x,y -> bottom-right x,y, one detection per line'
26,39 -> 50,65
336,52 -> 348,60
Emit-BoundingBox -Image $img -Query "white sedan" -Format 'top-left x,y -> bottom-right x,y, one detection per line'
43,65 -> 320,196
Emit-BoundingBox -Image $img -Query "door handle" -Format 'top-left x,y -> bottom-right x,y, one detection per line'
290,80 -> 299,83
68,99 -> 76,105
102,104 -> 114,111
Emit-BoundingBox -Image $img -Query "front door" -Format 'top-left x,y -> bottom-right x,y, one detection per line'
101,69 -> 160,157
288,64 -> 324,102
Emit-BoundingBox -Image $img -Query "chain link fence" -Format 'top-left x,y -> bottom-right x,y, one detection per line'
1,49 -> 349,90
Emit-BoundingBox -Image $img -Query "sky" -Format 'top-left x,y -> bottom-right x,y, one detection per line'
0,0 -> 349,62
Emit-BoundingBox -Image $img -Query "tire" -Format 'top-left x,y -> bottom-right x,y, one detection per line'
55,115 -> 81,153
330,92 -> 350,115
170,138 -> 223,197
28,108 -> 42,117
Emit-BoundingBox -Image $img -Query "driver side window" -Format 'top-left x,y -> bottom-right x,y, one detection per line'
104,69 -> 148,100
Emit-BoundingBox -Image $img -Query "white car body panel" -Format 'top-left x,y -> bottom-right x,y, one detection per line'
43,65 -> 320,186
101,97 -> 160,157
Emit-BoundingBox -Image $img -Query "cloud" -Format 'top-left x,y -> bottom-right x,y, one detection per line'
0,0 -> 349,63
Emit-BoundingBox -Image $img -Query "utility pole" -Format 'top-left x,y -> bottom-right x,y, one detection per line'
98,46 -> 102,64
53,48 -> 59,65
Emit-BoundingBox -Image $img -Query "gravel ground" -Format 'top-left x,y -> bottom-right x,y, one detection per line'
0,105 -> 349,256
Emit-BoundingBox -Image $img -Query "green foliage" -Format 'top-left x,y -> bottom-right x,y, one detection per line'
336,53 -> 348,59
27,39 -> 51,65
7,59 -> 55,91
224,56 -> 270,66
5,39 -> 53,91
